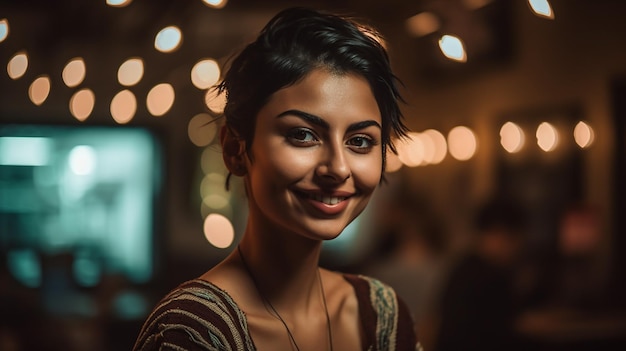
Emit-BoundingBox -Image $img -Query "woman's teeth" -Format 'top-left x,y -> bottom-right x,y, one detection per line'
310,193 -> 346,205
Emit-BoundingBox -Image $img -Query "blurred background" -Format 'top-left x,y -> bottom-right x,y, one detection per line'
1,0 -> 625,350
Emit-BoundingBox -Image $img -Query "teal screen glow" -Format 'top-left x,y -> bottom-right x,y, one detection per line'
0,124 -> 162,288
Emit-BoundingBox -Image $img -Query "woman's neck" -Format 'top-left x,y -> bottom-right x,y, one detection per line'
236,223 -> 325,313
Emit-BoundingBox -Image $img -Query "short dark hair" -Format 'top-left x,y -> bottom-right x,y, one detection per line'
218,7 -> 408,173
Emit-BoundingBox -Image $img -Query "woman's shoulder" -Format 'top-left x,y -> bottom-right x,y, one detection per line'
133,279 -> 255,351
342,273 -> 419,351
342,273 -> 398,304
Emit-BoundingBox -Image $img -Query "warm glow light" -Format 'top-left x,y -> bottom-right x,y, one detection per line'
154,26 -> 182,53
28,75 -> 51,106
7,51 -> 28,79
462,0 -> 493,10
200,173 -> 229,210
438,35 -> 467,62
146,83 -> 175,116
110,90 -> 137,124
422,129 -> 447,164
117,57 -> 144,86
191,59 -> 220,89
385,146 -> 403,173
574,121 -> 595,148
528,0 -> 555,19
202,0 -> 228,9
406,12 -> 440,37
205,87 -> 227,114
69,89 -> 95,121
203,213 -> 234,249
448,126 -> 477,161
500,122 -> 525,153
536,122 -> 559,152
397,132 -> 425,167
0,19 -> 9,43
188,113 -> 218,147
62,57 -> 86,88
106,0 -> 133,7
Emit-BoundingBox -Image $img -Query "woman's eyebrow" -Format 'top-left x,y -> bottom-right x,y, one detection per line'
276,109 -> 381,132
276,109 -> 328,129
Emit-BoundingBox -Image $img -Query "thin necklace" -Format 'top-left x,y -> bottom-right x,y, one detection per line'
237,245 -> 333,351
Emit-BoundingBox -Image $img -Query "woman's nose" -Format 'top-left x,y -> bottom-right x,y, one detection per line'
315,144 -> 351,182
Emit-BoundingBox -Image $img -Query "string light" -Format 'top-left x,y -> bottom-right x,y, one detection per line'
146,83 -> 175,116
202,0 -> 228,9
0,19 -> 9,43
536,122 -> 559,152
154,26 -> 182,53
500,122 -> 525,153
62,57 -> 86,88
528,0 -> 555,19
106,0 -> 133,7
28,75 -> 51,106
110,90 -> 137,124
438,35 -> 467,62
117,58 -> 144,86
7,51 -> 28,80
448,126 -> 477,161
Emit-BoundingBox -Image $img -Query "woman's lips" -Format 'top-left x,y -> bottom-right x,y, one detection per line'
295,190 -> 353,215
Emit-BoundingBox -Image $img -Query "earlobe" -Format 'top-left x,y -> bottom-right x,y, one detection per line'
220,125 -> 247,176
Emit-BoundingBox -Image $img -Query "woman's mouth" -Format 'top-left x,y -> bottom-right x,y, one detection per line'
307,193 -> 347,205
293,189 -> 353,215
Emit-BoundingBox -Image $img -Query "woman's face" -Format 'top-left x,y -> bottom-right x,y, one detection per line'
243,68 -> 383,241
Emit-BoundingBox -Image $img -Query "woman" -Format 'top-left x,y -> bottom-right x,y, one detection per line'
134,7 -> 419,351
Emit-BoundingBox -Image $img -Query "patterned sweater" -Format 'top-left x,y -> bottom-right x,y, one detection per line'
133,274 -> 418,351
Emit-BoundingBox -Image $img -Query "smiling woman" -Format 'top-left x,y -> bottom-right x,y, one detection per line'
133,7 -> 419,351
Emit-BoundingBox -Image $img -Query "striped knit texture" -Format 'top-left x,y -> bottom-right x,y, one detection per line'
133,275 -> 417,350
133,280 -> 255,351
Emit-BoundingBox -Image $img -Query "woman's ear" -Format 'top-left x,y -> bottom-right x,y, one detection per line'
220,125 -> 247,176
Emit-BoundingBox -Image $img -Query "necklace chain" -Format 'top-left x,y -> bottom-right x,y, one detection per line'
237,245 -> 333,351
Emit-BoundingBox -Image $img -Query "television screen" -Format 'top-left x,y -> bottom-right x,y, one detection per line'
0,123 -> 163,290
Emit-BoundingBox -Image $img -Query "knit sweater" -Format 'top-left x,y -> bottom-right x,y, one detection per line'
133,274 -> 418,351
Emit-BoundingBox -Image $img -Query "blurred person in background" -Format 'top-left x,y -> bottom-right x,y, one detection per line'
433,198 -> 528,351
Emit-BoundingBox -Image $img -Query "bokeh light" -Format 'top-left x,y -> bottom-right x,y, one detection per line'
202,0 -> 228,9
406,12 -> 440,37
205,87 -> 227,114
438,35 -> 467,62
146,83 -> 175,116
110,90 -> 137,124
528,0 -> 555,19
7,51 -> 28,80
28,75 -> 51,106
203,213 -> 235,249
154,26 -> 182,53
117,57 -> 144,86
422,129 -> 447,164
69,89 -> 95,121
536,122 -> 559,152
191,59 -> 220,90
62,57 -> 86,88
574,121 -> 595,149
0,18 -> 9,43
385,146 -> 403,173
106,0 -> 133,7
500,121 -> 525,153
69,145 -> 97,176
397,132 -> 425,167
188,113 -> 219,147
448,126 -> 477,161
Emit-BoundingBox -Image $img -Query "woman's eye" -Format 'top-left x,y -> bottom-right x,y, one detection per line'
347,135 -> 376,151
287,128 -> 318,144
